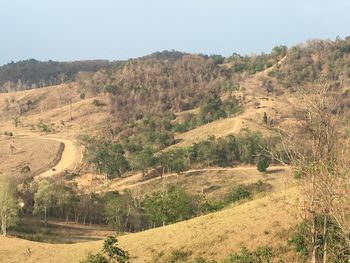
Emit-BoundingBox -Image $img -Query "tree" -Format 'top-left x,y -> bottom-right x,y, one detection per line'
0,177 -> 18,236
54,182 -> 80,222
84,138 -> 130,181
33,180 -> 55,227
263,112 -> 268,126
257,157 -> 269,172
80,236 -> 130,263
199,95 -> 226,124
281,83 -> 350,262
12,115 -> 21,127
131,147 -> 155,175
144,185 -> 195,227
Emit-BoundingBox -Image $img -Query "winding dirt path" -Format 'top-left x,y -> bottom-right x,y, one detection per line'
15,132 -> 82,180
35,136 -> 82,179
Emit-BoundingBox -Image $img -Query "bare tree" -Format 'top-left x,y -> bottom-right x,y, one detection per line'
280,83 -> 350,262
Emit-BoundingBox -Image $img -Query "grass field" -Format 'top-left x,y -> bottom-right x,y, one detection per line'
0,186 -> 300,263
0,72 -> 304,263
0,135 -> 62,178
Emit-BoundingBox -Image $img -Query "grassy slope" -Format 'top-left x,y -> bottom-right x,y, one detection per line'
0,136 -> 61,177
106,166 -> 293,199
0,66 -> 303,262
0,186 -> 300,263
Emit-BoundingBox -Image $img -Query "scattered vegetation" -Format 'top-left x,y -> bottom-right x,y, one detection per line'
80,236 -> 130,263
37,121 -> 55,133
82,128 -> 272,179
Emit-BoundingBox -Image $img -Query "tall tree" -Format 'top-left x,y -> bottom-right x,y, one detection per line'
284,83 -> 350,262
0,176 -> 18,236
33,180 -> 55,227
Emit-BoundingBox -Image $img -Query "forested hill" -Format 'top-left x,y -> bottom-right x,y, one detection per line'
1,37 -> 350,95
0,59 -> 118,92
0,51 -> 190,93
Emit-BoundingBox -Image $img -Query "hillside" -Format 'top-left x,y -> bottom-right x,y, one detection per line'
0,185 -> 300,263
0,59 -> 119,93
1,37 -> 350,263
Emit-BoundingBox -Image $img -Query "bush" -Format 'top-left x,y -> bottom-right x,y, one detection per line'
80,253 -> 108,263
4,131 -> 13,136
20,166 -> 31,174
293,170 -> 301,179
192,257 -> 217,263
288,217 -> 350,262
226,186 -> 251,204
257,158 -> 269,172
37,121 -> 54,133
80,236 -> 130,263
225,246 -> 274,263
167,249 -> 192,263
92,99 -> 105,107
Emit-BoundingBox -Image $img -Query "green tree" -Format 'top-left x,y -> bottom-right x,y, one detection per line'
226,186 -> 251,204
102,236 -> 130,263
80,236 -> 129,263
0,177 -> 18,236
144,186 -> 195,227
199,95 -> 226,124
84,138 -> 130,180
33,180 -> 55,227
131,147 -> 155,175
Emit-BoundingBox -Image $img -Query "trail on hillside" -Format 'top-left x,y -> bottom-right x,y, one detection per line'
111,165 -> 289,191
17,133 -> 82,180
35,136 -> 81,179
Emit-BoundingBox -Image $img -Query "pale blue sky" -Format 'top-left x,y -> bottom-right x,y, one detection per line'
0,0 -> 349,65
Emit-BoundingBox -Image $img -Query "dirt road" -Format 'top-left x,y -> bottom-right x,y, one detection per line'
35,136 -> 82,179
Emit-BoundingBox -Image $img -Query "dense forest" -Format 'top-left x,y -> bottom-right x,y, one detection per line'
268,37 -> 350,90
0,59 -> 118,92
2,37 -> 350,95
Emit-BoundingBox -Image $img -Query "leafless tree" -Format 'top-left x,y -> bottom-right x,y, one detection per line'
279,83 -> 350,262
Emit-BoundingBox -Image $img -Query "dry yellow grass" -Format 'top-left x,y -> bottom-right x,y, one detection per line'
106,166 -> 293,200
0,69 -> 304,262
0,135 -> 61,177
0,186 -> 300,263
0,83 -> 110,138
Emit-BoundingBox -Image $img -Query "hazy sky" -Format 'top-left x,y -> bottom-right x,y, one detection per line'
0,0 -> 349,65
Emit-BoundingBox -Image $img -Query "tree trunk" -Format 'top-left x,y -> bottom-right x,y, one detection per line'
311,214 -> 317,263
1,219 -> 7,236
322,215 -> 328,263
44,205 -> 47,227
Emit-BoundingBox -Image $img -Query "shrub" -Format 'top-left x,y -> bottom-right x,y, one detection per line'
226,186 -> 251,204
80,253 -> 108,263
92,99 -> 105,107
4,131 -> 13,136
20,166 -> 31,174
192,257 -> 217,263
37,121 -> 54,133
257,158 -> 269,172
293,170 -> 301,179
288,217 -> 350,262
167,249 -> 192,263
80,236 -> 130,263
225,246 -> 274,263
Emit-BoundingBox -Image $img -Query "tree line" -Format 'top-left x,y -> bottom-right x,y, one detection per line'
82,128 -> 272,181
0,172 -> 270,238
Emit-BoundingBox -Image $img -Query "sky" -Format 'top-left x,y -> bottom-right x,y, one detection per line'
0,0 -> 349,65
